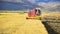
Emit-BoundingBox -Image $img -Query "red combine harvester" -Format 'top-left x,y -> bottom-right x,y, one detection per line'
26,8 -> 41,20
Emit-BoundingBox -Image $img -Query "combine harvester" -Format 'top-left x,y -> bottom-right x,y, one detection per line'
26,8 -> 41,20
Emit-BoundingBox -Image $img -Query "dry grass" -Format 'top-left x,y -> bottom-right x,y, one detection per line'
0,12 -> 48,34
41,12 -> 60,34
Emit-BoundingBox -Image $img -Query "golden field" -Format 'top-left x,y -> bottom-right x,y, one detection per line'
0,12 -> 48,34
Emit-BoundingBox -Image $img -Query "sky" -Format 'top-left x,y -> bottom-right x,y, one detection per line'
0,0 -> 60,11
0,0 -> 60,2
27,0 -> 60,3
35,0 -> 60,2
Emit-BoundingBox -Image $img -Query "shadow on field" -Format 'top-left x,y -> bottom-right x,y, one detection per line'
42,22 -> 58,34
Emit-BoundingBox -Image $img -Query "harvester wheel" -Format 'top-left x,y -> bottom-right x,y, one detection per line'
39,18 -> 41,20
26,18 -> 29,19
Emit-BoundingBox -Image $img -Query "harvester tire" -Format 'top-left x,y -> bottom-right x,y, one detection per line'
26,18 -> 29,19
39,17 -> 41,20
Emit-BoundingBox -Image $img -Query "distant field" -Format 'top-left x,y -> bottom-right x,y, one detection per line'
0,10 -> 27,13
41,12 -> 60,34
41,12 -> 60,21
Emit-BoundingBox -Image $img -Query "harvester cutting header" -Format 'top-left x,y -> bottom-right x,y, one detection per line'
26,8 -> 41,20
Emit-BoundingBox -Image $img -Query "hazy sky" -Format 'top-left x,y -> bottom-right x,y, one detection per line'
0,0 -> 60,11
0,0 -> 60,2
35,0 -> 60,2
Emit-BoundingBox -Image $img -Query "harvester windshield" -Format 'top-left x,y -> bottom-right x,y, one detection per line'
35,9 -> 41,16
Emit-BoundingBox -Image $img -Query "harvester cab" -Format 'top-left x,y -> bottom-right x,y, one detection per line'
35,8 -> 41,16
26,8 -> 41,20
